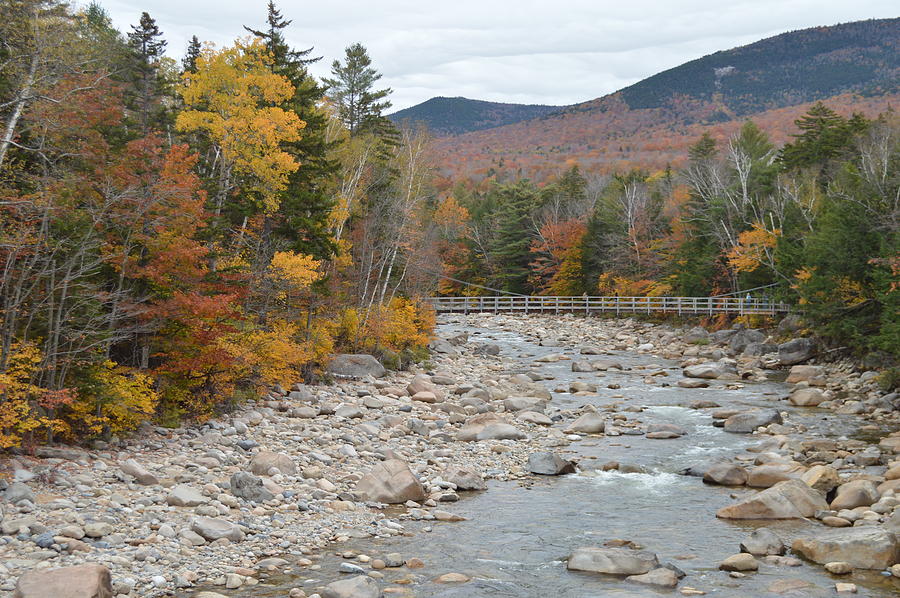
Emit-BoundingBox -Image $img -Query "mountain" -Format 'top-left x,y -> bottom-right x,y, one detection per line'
388,97 -> 563,136
433,18 -> 900,180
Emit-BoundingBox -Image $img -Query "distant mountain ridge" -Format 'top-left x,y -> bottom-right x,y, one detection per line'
388,97 -> 564,136
429,17 -> 900,179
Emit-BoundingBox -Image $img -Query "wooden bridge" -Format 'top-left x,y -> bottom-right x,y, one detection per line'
425,295 -> 791,316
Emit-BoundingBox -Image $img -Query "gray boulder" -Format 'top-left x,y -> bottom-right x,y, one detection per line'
526,452 -> 576,476
703,463 -> 748,486
740,528 -> 785,555
567,547 -> 659,575
326,354 -> 386,378
565,411 -> 606,434
355,459 -> 426,503
716,479 -> 827,519
119,459 -> 158,485
4,482 -> 35,504
190,517 -> 245,542
778,338 -> 816,365
14,564 -> 112,598
166,484 -> 208,507
723,409 -> 782,433
249,450 -> 296,476
321,575 -> 380,598
684,327 -> 709,344
791,527 -> 899,570
730,329 -> 766,354
441,466 -> 486,491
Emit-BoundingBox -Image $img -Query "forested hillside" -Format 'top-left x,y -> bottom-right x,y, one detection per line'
388,96 -> 562,136
0,1 -> 435,447
433,18 -> 900,180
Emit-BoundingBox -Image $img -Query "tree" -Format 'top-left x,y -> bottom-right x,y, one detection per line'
182,35 -> 201,73
323,43 -> 392,135
779,102 -> 866,172
126,11 -> 168,133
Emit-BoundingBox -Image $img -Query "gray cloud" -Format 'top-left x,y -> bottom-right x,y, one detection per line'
96,0 -> 898,109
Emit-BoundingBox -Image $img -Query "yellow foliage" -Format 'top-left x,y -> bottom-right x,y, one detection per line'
596,273 -> 660,297
726,223 -> 779,273
340,298 -> 435,353
269,251 -> 321,290
176,38 -> 305,213
0,342 -> 68,448
69,361 -> 159,437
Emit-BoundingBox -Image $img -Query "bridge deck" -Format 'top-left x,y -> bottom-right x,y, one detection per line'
426,296 -> 790,316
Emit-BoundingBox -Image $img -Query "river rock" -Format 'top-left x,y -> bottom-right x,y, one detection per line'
457,413 -> 525,441
119,459 -> 158,485
321,575 -> 380,598
567,547 -> 659,575
719,553 -> 758,571
517,411 -> 553,425
566,411 -> 606,434
703,463 -> 748,486
230,472 -> 274,502
788,388 -> 825,407
684,327 -> 709,343
190,517 -> 245,542
716,479 -> 828,519
503,396 -> 546,412
791,527 -> 899,569
830,480 -> 879,510
355,459 -> 425,503
801,465 -> 841,494
249,451 -> 296,476
166,484 -> 208,507
778,338 -> 816,365
683,363 -> 729,379
626,567 -> 679,587
13,564 -> 112,598
746,464 -> 804,488
4,482 -> 35,504
572,361 -> 593,372
730,329 -> 766,354
407,374 -> 439,396
723,409 -> 782,433
786,365 -> 825,384
326,354 -> 385,378
740,528 -> 785,555
526,452 -> 576,475
441,466 -> 486,491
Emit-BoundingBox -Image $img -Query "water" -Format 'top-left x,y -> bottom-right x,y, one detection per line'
238,319 -> 899,597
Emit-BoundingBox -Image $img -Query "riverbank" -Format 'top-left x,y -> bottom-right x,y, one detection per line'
2,313 -> 898,597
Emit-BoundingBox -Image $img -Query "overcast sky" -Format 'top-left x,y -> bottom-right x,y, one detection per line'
95,0 -> 898,111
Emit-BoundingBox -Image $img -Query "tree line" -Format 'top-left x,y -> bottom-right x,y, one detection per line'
436,103 -> 898,361
0,0 -> 438,447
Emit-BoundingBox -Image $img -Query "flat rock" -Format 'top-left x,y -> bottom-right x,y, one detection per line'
567,546 -> 659,575
791,527 -> 899,570
719,553 -> 758,571
166,484 -> 208,507
230,471 -> 274,502
321,575 -> 380,598
723,409 -> 782,433
740,528 -> 785,555
326,354 -> 385,378
716,479 -> 827,519
527,452 -> 576,475
355,459 -> 426,503
703,463 -> 748,486
626,567 -> 679,587
249,451 -> 296,476
190,517 -> 244,543
14,564 -> 112,598
441,466 -> 487,491
119,459 -> 158,485
565,411 -> 606,434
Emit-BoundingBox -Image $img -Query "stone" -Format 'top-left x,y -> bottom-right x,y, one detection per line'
684,327 -> 709,343
4,482 -> 35,504
83,521 -> 113,538
786,365 -> 824,384
767,579 -> 815,594
119,459 -> 158,485
778,338 -> 816,365
567,547 -> 659,575
189,517 -> 244,543
788,388 -> 825,407
719,553 -> 758,571
703,463 -> 747,486
517,411 -> 553,425
683,363 -> 729,379
824,562 -> 853,575
326,354 -> 385,378
355,459 -> 426,503
434,573 -> 470,583
746,464 -> 803,488
503,396 -> 546,412
626,568 -> 679,587
412,391 -> 440,403
646,423 -> 686,438
723,409 -> 782,433
792,528 -> 899,570
249,451 -> 296,476
230,472 -> 274,502
572,361 -> 594,372
166,484 -> 208,507
457,413 -> 525,441
801,465 -> 841,494
565,411 -> 606,434
830,480 -> 879,510
441,466 -> 486,491
740,528 -> 785,556
716,480 -> 828,519
822,516 -> 852,527
526,452 -> 576,475
729,329 -> 766,354
13,564 -> 112,598
321,575 -> 380,598
835,583 -> 857,594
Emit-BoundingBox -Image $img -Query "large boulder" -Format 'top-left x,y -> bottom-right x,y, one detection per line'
786,365 -> 825,384
230,472 -> 274,502
441,466 -> 486,491
457,413 -> 526,442
190,517 -> 245,542
730,329 -> 766,354
503,396 -> 547,413
830,479 -> 879,510
716,479 -> 828,519
683,363 -> 730,379
684,327 -> 709,344
791,528 -> 899,570
249,451 -> 296,476
321,575 -> 380,598
326,354 -> 385,378
723,409 -> 782,433
801,465 -> 841,494
526,452 -> 576,476
14,564 -> 112,598
740,528 -> 785,556
703,463 -> 748,486
565,411 -> 606,434
746,464 -> 804,488
778,338 -> 816,366
407,374 -> 439,397
119,459 -> 158,485
166,484 -> 208,507
567,547 -> 659,575
355,459 -> 426,503
788,388 -> 825,407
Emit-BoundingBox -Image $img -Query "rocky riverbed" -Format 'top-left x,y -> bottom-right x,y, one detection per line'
2,313 -> 899,597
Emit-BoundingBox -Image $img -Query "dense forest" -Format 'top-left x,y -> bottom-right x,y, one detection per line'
0,0 -> 437,448
389,97 -> 563,136
436,104 -> 898,362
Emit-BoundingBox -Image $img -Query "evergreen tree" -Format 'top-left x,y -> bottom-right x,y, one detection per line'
779,102 -> 867,172
323,42 -> 393,136
126,11 -> 168,133
182,35 -> 201,73
487,181 -> 539,293
242,1 -> 336,259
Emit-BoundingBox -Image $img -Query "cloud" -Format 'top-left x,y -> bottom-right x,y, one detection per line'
97,0 -> 898,109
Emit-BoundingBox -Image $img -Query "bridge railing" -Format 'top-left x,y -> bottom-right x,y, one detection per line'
425,296 -> 791,316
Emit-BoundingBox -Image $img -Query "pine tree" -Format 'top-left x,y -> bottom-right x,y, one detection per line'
182,35 -> 201,73
488,181 -> 539,293
126,11 -> 168,133
323,42 -> 393,136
